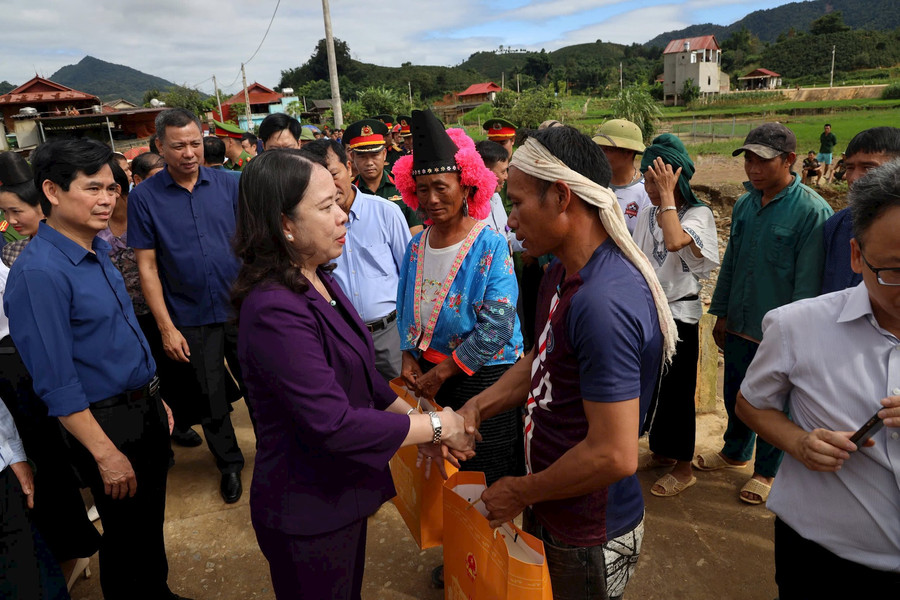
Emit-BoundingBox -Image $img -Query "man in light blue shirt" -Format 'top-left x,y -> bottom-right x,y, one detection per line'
300,139 -> 411,380
736,160 -> 900,596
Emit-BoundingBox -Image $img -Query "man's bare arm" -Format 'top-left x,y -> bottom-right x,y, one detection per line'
59,409 -> 137,499
135,248 -> 190,362
481,398 -> 639,527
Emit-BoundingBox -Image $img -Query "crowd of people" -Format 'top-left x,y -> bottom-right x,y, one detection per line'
0,102 -> 898,600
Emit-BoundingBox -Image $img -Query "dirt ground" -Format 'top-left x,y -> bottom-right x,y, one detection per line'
66,163 -> 835,600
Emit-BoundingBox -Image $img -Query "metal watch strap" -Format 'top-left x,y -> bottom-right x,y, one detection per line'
428,411 -> 442,445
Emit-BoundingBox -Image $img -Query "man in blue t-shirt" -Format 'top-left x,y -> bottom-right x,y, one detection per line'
456,126 -> 668,600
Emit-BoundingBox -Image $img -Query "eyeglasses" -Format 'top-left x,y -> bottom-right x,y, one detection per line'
859,249 -> 900,286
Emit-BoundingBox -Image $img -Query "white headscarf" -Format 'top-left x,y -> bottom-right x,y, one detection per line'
511,137 -> 678,363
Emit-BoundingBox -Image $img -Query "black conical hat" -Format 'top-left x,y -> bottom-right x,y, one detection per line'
0,152 -> 32,186
410,110 -> 459,177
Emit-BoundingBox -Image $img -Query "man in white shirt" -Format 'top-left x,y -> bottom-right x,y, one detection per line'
736,159 -> 900,597
592,119 -> 651,234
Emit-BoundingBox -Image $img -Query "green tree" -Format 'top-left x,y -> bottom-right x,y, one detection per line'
810,11 -> 851,35
229,102 -> 246,125
610,86 -> 662,141
159,85 -> 209,116
354,86 -> 405,117
522,50 -> 553,83
507,86 -> 561,129
680,78 -> 700,105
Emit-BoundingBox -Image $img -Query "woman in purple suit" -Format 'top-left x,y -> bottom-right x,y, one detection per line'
232,150 -> 471,600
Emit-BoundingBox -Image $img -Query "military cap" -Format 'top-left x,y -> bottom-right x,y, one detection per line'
396,115 -> 412,138
372,114 -> 394,129
212,119 -> 244,140
344,119 -> 389,153
483,118 -> 517,141
592,119 -> 645,154
299,126 -> 317,142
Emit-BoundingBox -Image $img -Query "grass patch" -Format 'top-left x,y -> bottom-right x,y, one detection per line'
670,108 -> 900,156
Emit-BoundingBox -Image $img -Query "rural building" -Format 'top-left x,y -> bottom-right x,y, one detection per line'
738,68 -> 782,90
0,75 -> 101,132
662,36 -> 729,105
457,82 -> 502,104
104,98 -> 140,111
214,82 -> 301,130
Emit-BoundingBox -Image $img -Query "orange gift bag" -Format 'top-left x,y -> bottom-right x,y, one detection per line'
388,379 -> 458,549
442,471 -> 552,600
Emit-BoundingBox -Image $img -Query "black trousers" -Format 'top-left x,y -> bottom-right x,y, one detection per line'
0,468 -> 69,600
648,320 -> 699,462
66,392 -> 173,600
0,338 -> 101,563
180,323 -> 247,473
774,518 -> 900,598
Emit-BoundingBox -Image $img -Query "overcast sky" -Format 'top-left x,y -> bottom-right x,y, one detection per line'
1,0 -> 794,96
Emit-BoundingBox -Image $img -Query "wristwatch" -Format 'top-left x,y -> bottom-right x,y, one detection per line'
428,411 -> 442,445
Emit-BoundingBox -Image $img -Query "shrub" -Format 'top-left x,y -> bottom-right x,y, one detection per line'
882,82 -> 900,100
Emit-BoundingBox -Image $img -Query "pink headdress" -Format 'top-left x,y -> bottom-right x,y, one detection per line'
392,111 -> 496,221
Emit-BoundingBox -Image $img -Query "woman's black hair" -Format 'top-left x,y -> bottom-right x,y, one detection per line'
109,161 -> 129,197
474,140 -> 510,169
231,149 -> 321,311
0,152 -> 42,209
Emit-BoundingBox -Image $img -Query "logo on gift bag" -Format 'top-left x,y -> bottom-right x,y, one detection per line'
466,553 -> 477,581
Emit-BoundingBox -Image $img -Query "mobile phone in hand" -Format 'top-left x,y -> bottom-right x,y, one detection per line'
849,412 -> 884,446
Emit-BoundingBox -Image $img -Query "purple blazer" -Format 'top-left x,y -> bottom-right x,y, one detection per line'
237,270 -> 409,536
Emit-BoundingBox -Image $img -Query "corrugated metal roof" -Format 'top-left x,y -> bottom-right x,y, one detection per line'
458,82 -> 502,96
663,35 -> 720,54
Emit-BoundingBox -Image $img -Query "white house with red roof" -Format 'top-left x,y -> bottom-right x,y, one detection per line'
662,35 -> 729,104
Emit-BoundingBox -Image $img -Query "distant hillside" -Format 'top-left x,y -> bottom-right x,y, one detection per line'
49,56 -> 177,104
644,0 -> 900,48
0,81 -> 15,95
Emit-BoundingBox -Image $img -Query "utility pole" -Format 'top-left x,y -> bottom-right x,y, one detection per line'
212,75 -> 223,121
620,62 -> 623,91
830,45 -> 836,88
408,81 -> 413,109
501,72 -> 505,91
241,63 -> 252,131
322,0 -> 343,128
516,73 -> 520,94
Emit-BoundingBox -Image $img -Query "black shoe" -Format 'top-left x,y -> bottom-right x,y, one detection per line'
171,427 -> 203,447
220,472 -> 242,504
431,565 -> 444,589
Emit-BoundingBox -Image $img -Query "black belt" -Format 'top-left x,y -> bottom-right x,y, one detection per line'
366,310 -> 397,333
91,375 -> 160,410
675,294 -> 699,302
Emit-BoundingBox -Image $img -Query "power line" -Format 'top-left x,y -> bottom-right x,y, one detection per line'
245,0 -> 282,65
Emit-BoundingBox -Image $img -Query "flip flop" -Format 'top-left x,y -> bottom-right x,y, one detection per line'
638,453 -> 677,471
692,452 -> 748,471
740,478 -> 771,505
650,474 -> 697,497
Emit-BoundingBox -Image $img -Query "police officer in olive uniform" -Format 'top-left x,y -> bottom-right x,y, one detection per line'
213,120 -> 253,171
345,118 -> 422,234
483,117 -> 517,158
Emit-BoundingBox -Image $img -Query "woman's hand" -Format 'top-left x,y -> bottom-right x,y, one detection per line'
645,156 -> 682,202
415,442 -> 459,480
439,407 -> 476,458
401,351 -> 423,391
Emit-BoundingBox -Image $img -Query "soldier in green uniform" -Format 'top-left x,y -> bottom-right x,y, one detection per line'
397,115 -> 413,154
483,117 -> 517,158
213,120 -> 253,171
373,114 -> 405,169
345,118 -> 423,234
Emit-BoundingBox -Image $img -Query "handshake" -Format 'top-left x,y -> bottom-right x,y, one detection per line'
415,404 -> 483,480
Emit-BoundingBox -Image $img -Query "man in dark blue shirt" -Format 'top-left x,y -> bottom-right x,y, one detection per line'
5,139 -> 189,600
130,108 -> 246,504
822,127 -> 900,294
